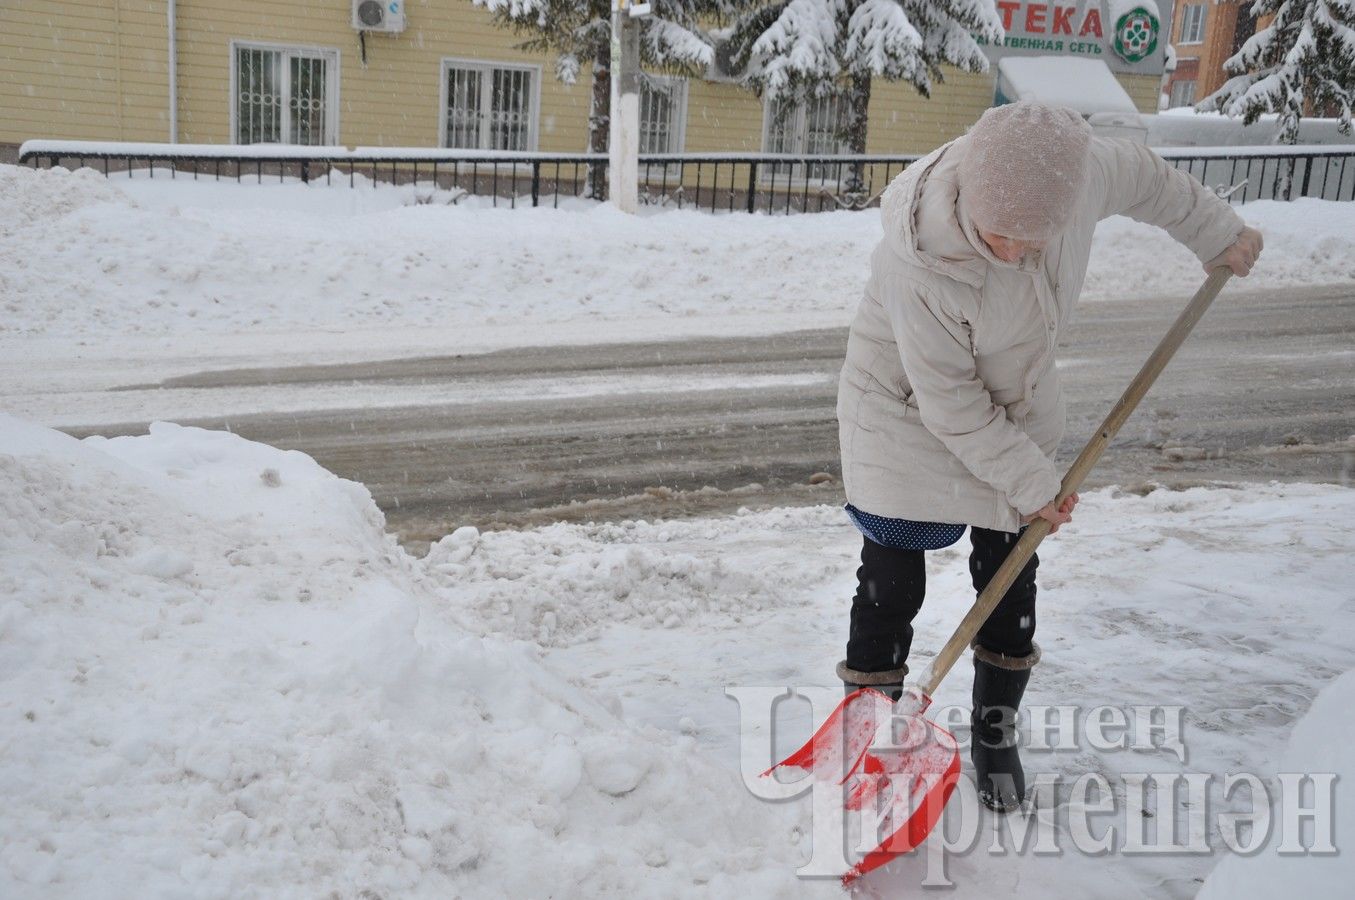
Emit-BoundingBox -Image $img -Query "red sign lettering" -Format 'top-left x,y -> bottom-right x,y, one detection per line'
1025,4 -> 1048,33
1079,7 -> 1103,38
1052,6 -> 1075,35
997,0 -> 1021,30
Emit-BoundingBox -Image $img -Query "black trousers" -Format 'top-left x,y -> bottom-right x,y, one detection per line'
845,527 -> 1038,673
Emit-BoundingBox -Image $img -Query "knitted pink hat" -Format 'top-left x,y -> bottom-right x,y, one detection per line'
957,102 -> 1093,242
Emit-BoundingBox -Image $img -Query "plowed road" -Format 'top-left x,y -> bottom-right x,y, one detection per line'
61,284 -> 1355,550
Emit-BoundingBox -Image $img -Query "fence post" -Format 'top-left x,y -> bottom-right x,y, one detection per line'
746,161 -> 758,214
301,161 -> 310,184
1299,155 -> 1313,199
1283,157 -> 1295,201
532,162 -> 541,207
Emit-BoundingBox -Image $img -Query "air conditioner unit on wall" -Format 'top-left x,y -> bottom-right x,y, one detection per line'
352,0 -> 406,33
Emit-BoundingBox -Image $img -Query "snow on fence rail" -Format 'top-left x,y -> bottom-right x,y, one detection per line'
17,140 -> 1355,213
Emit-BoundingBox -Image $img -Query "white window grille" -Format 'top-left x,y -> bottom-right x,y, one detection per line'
763,93 -> 850,182
1169,79 -> 1197,108
763,97 -> 797,156
639,76 -> 687,154
442,60 -> 539,151
233,43 -> 338,145
1179,4 -> 1207,44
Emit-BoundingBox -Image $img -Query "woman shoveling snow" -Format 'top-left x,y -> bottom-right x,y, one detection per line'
834,102 -> 1264,813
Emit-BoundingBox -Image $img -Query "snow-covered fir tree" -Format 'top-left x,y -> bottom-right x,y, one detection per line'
724,0 -> 1003,186
1198,0 -> 1355,142
472,0 -> 742,196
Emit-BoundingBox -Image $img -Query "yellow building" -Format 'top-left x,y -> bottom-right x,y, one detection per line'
0,0 -> 1164,164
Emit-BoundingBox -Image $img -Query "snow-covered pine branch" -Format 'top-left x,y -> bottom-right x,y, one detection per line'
1198,0 -> 1355,143
727,0 -> 1003,104
724,0 -> 1001,174
747,0 -> 846,97
641,17 -> 719,69
845,0 -> 925,83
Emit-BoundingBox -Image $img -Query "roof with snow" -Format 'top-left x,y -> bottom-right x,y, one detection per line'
996,56 -> 1140,116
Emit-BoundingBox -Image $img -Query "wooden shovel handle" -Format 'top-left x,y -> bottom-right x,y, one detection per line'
917,267 -> 1234,696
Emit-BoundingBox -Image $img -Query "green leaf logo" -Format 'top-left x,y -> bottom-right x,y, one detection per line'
1113,7 -> 1160,64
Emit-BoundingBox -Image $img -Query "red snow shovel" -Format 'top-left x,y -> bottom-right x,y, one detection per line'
765,268 -> 1235,886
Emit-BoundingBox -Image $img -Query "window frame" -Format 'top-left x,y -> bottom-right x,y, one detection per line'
1178,4 -> 1207,45
438,57 -> 542,152
760,93 -> 851,185
1169,78 -> 1197,108
638,74 -> 689,156
229,39 -> 341,146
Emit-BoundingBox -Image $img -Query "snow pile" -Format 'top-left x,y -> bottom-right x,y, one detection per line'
425,507 -> 844,646
4,163 -> 1355,344
0,163 -> 867,339
0,415 -> 816,899
1148,109 -> 1354,147
1085,197 -> 1355,295
1198,668 -> 1354,898
0,164 -> 135,232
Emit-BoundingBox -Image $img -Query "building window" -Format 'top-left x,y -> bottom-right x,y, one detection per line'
1179,4 -> 1207,44
763,93 -> 850,180
1169,79 -> 1197,108
442,60 -> 538,151
639,76 -> 687,154
233,44 -> 338,145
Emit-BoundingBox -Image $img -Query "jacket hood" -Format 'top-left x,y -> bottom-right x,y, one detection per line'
879,140 -> 1035,288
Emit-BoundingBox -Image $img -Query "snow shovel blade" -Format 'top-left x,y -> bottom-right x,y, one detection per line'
762,687 -> 961,886
841,713 -> 962,885
761,688 -> 896,782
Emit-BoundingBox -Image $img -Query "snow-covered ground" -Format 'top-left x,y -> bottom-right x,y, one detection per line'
4,161 -> 1353,896
3,416 -> 1352,897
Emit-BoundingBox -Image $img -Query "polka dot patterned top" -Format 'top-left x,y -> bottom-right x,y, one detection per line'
844,503 -> 966,550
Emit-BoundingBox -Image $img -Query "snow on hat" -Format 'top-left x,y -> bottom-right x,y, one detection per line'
958,102 -> 1092,242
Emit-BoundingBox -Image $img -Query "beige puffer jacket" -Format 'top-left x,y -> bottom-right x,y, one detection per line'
838,136 -> 1246,532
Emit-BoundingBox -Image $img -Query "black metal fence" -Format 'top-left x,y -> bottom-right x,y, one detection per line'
1157,147 -> 1355,205
18,142 -> 1355,213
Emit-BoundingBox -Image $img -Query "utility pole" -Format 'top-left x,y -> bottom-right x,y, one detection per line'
608,0 -> 649,213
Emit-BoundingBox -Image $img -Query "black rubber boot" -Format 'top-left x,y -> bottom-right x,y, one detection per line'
836,660 -> 906,702
970,643 -> 1040,812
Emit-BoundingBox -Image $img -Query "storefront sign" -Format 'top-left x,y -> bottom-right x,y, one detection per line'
973,0 -> 1169,75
